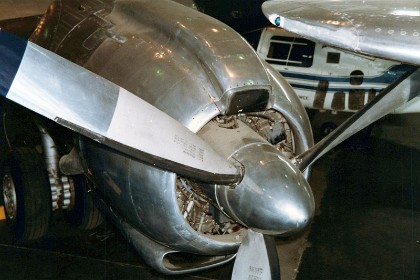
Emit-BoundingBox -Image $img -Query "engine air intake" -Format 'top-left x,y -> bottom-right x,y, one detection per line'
226,89 -> 270,115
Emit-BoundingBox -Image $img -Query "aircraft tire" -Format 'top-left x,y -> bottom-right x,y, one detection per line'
1,147 -> 51,240
65,175 -> 103,230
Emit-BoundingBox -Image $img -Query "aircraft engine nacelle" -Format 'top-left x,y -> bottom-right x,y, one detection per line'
31,0 -> 314,274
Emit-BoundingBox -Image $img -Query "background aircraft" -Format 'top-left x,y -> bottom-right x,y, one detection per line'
262,0 -> 420,170
187,0 -> 420,141
256,27 -> 415,113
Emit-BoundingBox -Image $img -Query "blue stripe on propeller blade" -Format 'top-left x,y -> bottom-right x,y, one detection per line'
0,29 -> 28,97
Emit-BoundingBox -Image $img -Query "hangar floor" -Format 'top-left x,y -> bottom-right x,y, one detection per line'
0,113 -> 419,280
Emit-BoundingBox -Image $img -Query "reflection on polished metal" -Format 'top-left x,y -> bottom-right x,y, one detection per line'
79,137 -> 246,256
0,30 -> 240,184
198,120 -> 315,235
265,61 -> 313,178
232,229 -> 280,280
94,192 -> 237,275
11,0 -> 316,274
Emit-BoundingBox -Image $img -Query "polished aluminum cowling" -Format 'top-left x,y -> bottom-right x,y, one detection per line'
31,0 -> 314,274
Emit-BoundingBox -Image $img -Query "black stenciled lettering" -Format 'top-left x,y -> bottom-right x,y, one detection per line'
248,265 -> 263,280
174,134 -> 204,161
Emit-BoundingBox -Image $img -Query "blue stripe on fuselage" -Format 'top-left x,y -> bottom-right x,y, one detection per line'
289,83 -> 382,93
0,29 -> 27,97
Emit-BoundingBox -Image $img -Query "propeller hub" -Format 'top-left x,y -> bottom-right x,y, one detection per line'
214,143 -> 315,236
197,119 -> 314,236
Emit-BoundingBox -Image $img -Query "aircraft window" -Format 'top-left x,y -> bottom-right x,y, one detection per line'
268,42 -> 290,61
266,36 -> 315,67
350,70 -> 364,85
327,52 -> 341,64
271,36 -> 295,42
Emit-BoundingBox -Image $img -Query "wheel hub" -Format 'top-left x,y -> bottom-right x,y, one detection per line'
2,173 -> 17,220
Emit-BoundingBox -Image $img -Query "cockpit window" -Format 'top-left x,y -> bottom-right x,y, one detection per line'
266,36 -> 315,67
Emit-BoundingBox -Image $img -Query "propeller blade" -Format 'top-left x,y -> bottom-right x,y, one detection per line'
0,29 -> 241,184
295,67 -> 420,171
232,229 -> 280,280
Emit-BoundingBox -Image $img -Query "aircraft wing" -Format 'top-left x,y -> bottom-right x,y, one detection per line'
262,0 -> 420,170
262,0 -> 420,65
0,29 -> 240,184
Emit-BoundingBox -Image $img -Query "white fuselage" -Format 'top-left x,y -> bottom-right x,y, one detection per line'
257,27 -> 420,113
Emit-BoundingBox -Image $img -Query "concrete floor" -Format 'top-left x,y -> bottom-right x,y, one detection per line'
298,139 -> 419,279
